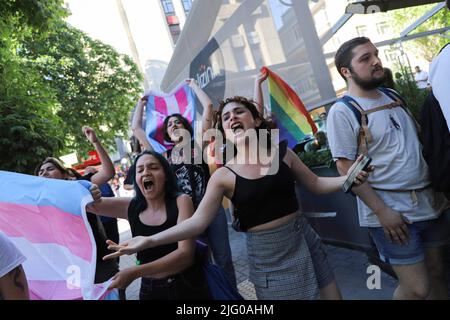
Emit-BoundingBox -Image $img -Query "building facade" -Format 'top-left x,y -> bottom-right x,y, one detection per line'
65,0 -> 194,91
161,0 -> 433,112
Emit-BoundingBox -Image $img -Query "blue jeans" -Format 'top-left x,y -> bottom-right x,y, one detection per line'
369,213 -> 449,265
200,206 -> 237,288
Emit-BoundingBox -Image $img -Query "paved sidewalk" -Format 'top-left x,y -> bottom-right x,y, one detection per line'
118,219 -> 397,300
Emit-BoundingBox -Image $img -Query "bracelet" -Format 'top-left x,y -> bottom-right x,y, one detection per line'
92,140 -> 99,144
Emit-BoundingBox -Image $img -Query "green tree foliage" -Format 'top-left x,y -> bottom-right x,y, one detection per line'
0,0 -> 67,173
393,66 -> 428,122
1,0 -> 143,173
22,23 -> 143,156
390,4 -> 450,62
298,150 -> 333,168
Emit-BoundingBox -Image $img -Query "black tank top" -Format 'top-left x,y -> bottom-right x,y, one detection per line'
127,196 -> 179,265
225,141 -> 299,232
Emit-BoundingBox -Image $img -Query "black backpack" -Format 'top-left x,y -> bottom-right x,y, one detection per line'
419,90 -> 450,192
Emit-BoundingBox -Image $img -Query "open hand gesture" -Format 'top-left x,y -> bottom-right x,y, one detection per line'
103,236 -> 152,261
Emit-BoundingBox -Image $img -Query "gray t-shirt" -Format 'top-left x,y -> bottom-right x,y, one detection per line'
0,232 -> 26,278
327,90 -> 441,226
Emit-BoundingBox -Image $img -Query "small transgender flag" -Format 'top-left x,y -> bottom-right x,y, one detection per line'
145,83 -> 197,153
0,171 -> 117,300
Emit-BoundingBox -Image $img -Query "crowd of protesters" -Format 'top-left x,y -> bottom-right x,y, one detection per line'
2,0 -> 450,301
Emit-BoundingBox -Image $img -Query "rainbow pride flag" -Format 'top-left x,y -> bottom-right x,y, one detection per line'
145,82 -> 197,153
262,67 -> 317,148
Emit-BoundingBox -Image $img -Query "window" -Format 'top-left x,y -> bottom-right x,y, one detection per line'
384,49 -> 398,63
376,21 -> 389,35
169,23 -> 181,44
356,25 -> 367,37
247,31 -> 260,45
293,28 -> 301,42
234,46 -> 250,71
181,0 -> 192,14
231,34 -> 244,48
161,0 -> 175,15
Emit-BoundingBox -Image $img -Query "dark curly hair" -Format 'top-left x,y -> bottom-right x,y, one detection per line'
213,96 -> 275,140
212,96 -> 277,163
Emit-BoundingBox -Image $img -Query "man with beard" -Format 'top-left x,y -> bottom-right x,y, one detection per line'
327,37 -> 449,299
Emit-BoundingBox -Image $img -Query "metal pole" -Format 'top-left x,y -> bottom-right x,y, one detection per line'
116,0 -> 149,91
291,0 -> 336,101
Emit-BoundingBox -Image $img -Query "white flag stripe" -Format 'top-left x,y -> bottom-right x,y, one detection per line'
165,94 -> 180,115
13,237 -> 94,286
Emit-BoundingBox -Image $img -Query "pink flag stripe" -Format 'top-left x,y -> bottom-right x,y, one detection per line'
175,86 -> 188,117
0,202 -> 92,261
28,280 -> 82,300
154,95 -> 168,146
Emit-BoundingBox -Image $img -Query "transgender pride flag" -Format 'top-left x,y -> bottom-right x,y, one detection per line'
145,83 -> 197,153
0,171 -> 116,300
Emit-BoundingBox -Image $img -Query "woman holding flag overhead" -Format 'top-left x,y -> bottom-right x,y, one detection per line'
131,79 -> 237,288
35,126 -> 119,286
254,67 -> 339,299
104,94 -> 372,300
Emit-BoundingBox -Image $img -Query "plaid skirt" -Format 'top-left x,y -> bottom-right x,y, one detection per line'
246,214 -> 332,300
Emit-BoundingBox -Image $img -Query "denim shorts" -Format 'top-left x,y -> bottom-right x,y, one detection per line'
368,213 -> 449,265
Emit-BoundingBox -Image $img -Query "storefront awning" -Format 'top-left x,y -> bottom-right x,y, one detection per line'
346,0 -> 443,14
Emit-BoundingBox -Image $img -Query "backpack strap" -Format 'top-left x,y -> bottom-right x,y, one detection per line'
378,87 -> 406,105
378,87 -> 421,134
337,96 -> 371,156
338,88 -> 422,155
338,96 -> 365,126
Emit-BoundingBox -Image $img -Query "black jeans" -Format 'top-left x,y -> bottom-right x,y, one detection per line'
139,276 -> 179,300
139,267 -> 211,300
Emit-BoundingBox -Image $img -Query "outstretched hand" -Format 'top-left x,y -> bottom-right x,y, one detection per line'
348,154 -> 374,186
82,126 -> 99,144
103,237 -> 151,261
107,269 -> 136,290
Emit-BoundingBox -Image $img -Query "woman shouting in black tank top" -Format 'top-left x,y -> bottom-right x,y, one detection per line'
86,150 -> 210,300
104,97 -> 371,300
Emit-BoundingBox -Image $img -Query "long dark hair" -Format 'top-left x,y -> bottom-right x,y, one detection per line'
214,96 -> 271,135
162,113 -> 193,143
131,150 -> 179,212
212,96 -> 276,163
